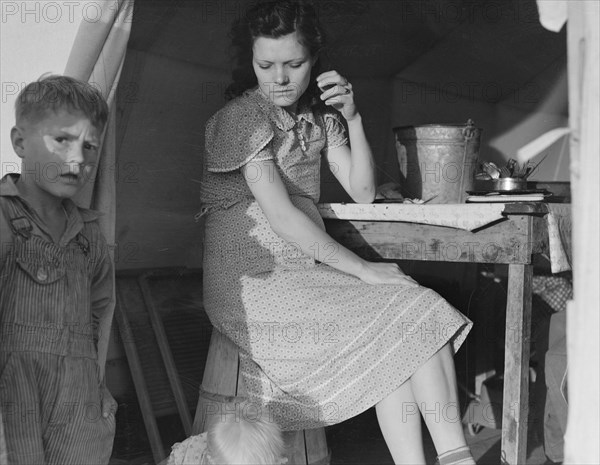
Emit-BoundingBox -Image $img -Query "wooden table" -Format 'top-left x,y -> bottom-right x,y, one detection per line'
318,202 -> 559,465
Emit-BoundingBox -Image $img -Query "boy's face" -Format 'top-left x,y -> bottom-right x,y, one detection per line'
11,108 -> 102,200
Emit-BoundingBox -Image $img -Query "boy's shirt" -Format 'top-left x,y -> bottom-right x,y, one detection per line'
0,174 -> 113,358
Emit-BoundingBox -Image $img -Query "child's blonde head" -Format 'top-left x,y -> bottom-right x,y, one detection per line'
15,74 -> 108,130
207,402 -> 285,465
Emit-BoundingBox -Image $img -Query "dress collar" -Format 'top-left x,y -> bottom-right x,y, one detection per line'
247,87 -> 317,131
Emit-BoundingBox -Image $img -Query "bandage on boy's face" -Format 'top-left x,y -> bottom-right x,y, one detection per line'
12,108 -> 102,201
252,31 -> 316,113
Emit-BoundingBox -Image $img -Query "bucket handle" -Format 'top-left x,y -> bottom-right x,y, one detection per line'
462,119 -> 476,141
458,119 -> 477,202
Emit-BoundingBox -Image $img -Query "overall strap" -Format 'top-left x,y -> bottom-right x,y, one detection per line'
1,197 -> 91,263
0,197 -> 33,240
74,232 -> 90,256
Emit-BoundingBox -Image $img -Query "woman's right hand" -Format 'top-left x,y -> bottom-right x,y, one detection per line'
317,70 -> 358,121
356,261 -> 420,287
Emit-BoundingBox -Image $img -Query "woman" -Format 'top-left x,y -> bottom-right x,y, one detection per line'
199,1 -> 474,463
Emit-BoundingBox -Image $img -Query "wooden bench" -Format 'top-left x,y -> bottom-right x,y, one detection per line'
193,328 -> 331,465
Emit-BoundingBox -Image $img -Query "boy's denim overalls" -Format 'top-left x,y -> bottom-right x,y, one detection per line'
0,175 -> 115,465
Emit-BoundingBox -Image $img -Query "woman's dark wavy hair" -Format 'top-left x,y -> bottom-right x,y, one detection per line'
225,0 -> 326,103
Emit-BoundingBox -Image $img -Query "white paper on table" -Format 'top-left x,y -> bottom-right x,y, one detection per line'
466,194 -> 545,203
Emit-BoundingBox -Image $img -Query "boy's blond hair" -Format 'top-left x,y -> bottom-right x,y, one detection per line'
15,74 -> 108,129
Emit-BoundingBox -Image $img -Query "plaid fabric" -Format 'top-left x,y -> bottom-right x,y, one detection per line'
532,276 -> 572,313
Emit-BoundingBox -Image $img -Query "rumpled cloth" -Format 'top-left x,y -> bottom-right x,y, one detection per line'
546,204 -> 572,273
532,275 -> 572,313
166,433 -> 210,465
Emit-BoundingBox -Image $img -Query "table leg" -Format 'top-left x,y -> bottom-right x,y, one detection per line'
501,264 -> 533,464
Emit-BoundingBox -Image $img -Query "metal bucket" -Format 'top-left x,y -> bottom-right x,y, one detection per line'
394,120 -> 482,204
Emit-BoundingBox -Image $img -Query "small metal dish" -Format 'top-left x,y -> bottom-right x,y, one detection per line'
473,178 -> 528,192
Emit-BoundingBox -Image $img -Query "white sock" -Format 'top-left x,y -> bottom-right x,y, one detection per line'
437,445 -> 474,465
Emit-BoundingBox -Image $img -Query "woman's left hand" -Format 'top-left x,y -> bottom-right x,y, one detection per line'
316,71 -> 358,121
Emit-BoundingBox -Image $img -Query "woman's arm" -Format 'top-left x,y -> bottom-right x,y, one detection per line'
325,118 -> 376,203
242,159 -> 417,286
317,71 -> 376,204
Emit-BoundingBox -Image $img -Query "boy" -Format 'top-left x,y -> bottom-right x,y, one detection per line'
0,75 -> 117,464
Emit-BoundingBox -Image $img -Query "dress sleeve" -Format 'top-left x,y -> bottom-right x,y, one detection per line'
323,110 -> 348,151
205,98 -> 274,172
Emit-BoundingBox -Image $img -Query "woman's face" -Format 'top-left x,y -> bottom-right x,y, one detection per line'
252,31 -> 315,112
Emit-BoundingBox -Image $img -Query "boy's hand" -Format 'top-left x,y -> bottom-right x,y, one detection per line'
101,385 -> 118,419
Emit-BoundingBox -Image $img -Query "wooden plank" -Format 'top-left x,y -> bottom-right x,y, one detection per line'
201,329 -> 240,397
114,287 -> 166,463
501,202 -> 548,215
236,356 -> 247,397
134,269 -> 209,413
324,215 -> 535,264
318,202 -> 548,223
117,276 -> 176,417
531,216 -> 550,256
139,275 -> 194,436
283,430 -> 308,464
318,202 -> 506,230
305,428 -> 331,464
501,264 -> 532,465
565,2 -> 600,464
193,329 -> 241,434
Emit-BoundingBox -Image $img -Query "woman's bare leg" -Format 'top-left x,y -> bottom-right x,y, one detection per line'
376,344 -> 474,465
410,344 -> 475,464
375,380 -> 426,464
